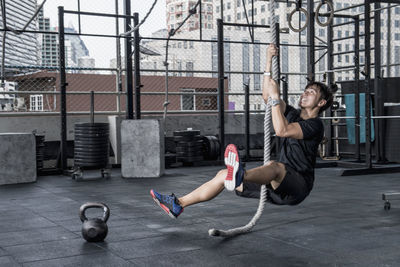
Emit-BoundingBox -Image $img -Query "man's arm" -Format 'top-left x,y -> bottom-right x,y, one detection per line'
262,44 -> 303,139
266,79 -> 303,139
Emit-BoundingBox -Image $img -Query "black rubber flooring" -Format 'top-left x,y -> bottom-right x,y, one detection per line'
0,162 -> 399,266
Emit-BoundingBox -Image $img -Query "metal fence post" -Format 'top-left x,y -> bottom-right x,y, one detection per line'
133,13 -> 141,120
124,0 -> 134,119
217,19 -> 225,159
58,6 -> 67,172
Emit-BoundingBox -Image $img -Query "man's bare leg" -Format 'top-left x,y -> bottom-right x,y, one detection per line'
178,169 -> 227,208
244,161 -> 287,190
178,161 -> 286,208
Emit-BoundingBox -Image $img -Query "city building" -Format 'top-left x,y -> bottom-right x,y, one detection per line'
0,0 -> 39,66
166,0 -> 214,32
38,9 -> 58,67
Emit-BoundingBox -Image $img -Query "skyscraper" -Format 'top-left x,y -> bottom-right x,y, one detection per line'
0,0 -> 39,66
38,9 -> 58,67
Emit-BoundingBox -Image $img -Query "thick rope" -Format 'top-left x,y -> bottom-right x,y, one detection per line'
162,0 -> 201,126
208,0 -> 278,237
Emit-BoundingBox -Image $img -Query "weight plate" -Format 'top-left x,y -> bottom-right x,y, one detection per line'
173,130 -> 201,137
74,141 -> 109,147
176,156 -> 203,162
173,135 -> 202,143
74,162 -> 108,168
176,146 -> 204,153
176,151 -> 203,157
74,131 -> 109,136
176,140 -> 203,147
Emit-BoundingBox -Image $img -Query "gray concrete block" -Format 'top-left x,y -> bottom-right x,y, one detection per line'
0,133 -> 36,185
121,120 -> 164,178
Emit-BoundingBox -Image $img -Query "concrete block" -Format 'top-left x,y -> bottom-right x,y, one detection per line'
121,120 -> 164,178
0,133 -> 36,185
108,116 -> 122,165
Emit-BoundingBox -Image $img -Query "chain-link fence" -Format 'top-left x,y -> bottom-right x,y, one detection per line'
1,1 -> 400,163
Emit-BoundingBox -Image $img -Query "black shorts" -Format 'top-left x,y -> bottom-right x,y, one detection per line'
235,165 -> 311,206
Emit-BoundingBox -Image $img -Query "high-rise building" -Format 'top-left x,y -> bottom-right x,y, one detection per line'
64,26 -> 90,68
0,0 -> 39,66
38,9 -> 58,67
166,0 -> 214,32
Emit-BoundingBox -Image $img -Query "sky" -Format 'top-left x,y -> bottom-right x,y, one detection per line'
42,0 -> 166,68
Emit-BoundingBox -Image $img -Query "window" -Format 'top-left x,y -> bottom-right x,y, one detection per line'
261,5 -> 265,13
237,12 -> 241,20
395,20 -> 400,28
282,41 -> 289,73
177,61 -> 182,77
242,39 -> 249,85
261,18 -> 265,25
395,7 -> 400,15
396,33 -> 400,41
319,29 -> 325,36
338,31 -> 342,38
318,49 -> 325,72
186,61 -> 194,77
189,41 -> 193,49
395,46 -> 400,76
338,44 -> 342,52
30,95 -> 43,111
237,0 -> 241,7
227,2 -> 231,9
253,41 -> 261,90
345,55 -> 349,63
181,89 -> 195,110
211,37 -> 217,78
345,44 -> 349,51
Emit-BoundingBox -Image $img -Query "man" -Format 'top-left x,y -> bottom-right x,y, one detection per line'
150,44 -> 333,218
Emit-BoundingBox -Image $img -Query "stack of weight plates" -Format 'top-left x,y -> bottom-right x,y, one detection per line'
74,123 -> 109,169
174,130 -> 203,163
35,135 -> 45,173
202,136 -> 220,160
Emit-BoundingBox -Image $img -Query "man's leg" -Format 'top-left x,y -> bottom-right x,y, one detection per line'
179,161 -> 286,208
178,169 -> 227,208
243,161 -> 287,190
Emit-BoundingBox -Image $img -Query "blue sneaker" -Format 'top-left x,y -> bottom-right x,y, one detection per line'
224,144 -> 245,191
150,189 -> 183,218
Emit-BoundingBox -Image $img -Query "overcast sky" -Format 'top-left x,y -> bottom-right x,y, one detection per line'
42,0 -> 166,68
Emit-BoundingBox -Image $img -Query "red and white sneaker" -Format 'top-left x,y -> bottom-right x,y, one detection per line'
224,144 -> 245,191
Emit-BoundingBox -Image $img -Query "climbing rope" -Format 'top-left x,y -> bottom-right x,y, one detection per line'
162,0 -> 201,125
120,0 -> 159,37
208,0 -> 279,237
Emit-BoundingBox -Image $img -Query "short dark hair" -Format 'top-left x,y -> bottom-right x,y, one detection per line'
305,81 -> 333,113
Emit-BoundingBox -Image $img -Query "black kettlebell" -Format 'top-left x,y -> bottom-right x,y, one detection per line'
79,202 -> 110,242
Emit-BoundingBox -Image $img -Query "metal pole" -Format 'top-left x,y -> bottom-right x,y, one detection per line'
124,0 -> 134,119
58,6 -> 68,171
365,0 -> 372,168
354,17 -> 361,161
217,19 -> 225,159
199,0 -> 202,40
374,2 -> 384,162
387,4 -> 392,77
90,90 -> 94,124
307,0 -> 315,82
133,13 -> 141,120
326,15 -> 334,157
244,80 -> 250,161
115,0 -> 122,113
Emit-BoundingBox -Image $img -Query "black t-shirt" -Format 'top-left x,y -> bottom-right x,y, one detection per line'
278,105 -> 324,190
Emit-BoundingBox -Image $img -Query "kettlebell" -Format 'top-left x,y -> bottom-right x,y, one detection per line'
79,202 -> 110,242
